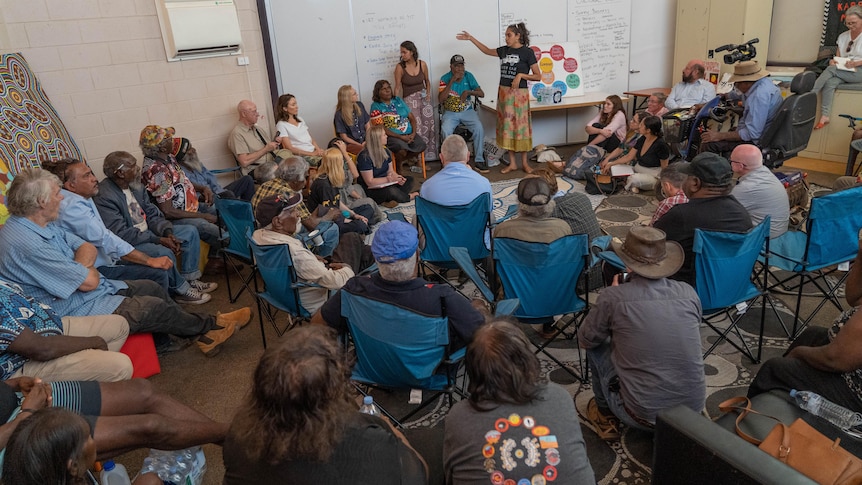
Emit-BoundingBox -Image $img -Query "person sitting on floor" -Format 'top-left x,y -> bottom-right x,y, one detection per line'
748,236 -> 862,413
43,157 -> 215,305
0,168 -> 250,357
307,148 -> 375,235
311,220 -> 485,353
0,377 -> 229,481
443,320 -> 595,484
578,226 -> 705,439
649,164 -> 689,226
253,193 -> 374,315
222,325 -> 428,484
251,156 -> 341,257
95,151 -> 220,295
0,278 -> 132,383
173,137 -> 256,202
729,143 -> 790,239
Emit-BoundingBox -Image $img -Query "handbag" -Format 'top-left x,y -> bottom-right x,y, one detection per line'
719,396 -> 862,485
584,169 -> 623,196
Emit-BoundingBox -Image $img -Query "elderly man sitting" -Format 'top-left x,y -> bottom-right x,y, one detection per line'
252,156 -> 340,257
729,144 -> 789,239
312,221 -> 485,352
493,177 -> 572,243
253,193 -> 373,314
172,137 -> 256,202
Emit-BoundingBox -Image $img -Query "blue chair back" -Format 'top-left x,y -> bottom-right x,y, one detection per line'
495,234 -> 589,319
216,198 -> 255,259
693,218 -> 769,313
245,230 -> 310,318
804,187 -> 862,269
341,290 -> 450,389
415,194 -> 491,264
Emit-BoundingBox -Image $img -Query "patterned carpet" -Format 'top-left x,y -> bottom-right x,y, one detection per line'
0,52 -> 83,226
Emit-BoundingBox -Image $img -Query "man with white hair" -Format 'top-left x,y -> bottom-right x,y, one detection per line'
493,177 -> 571,243
312,220 -> 484,352
420,134 -> 492,210
729,143 -> 789,239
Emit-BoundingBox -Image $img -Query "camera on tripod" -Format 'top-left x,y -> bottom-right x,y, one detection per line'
714,38 -> 759,64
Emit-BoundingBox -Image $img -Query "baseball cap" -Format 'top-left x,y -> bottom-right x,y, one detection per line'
371,221 -> 418,263
679,152 -> 733,186
517,177 -> 552,206
254,192 -> 303,227
450,54 -> 465,65
139,125 -> 175,148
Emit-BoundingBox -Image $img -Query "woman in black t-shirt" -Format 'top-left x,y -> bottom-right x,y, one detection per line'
599,115 -> 671,193
457,22 -> 541,174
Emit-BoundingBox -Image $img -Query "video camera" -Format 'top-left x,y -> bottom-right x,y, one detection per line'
714,38 -> 759,64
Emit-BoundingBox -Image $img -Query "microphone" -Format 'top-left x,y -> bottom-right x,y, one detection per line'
714,44 -> 736,52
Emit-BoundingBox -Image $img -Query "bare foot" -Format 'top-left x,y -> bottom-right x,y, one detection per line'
522,162 -> 533,174
500,164 -> 518,174
409,191 -> 420,200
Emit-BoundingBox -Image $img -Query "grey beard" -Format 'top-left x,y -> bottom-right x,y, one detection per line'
181,153 -> 204,173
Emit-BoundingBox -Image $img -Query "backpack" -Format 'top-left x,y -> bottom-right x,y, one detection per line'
562,145 -> 606,180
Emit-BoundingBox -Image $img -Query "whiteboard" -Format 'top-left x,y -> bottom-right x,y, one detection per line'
498,0 -> 568,44
568,0 -> 632,94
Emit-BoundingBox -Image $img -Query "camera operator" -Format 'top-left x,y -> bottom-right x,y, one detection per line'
700,60 -> 781,155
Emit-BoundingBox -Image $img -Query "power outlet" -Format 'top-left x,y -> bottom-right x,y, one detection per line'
237,56 -> 250,66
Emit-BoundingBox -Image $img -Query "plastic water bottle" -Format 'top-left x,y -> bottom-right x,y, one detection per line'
359,395 -> 381,416
100,460 -> 131,485
791,389 -> 862,430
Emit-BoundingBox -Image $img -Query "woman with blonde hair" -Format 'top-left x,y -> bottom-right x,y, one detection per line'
308,148 -> 375,234
357,125 -> 417,207
334,85 -> 371,155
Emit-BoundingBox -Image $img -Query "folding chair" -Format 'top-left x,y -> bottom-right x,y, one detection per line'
246,229 -> 318,348
768,187 -> 862,338
693,218 -> 771,363
341,290 -> 466,427
214,197 -> 257,303
458,234 -> 591,381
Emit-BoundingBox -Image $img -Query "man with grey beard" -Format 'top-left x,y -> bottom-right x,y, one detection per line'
172,137 -> 256,201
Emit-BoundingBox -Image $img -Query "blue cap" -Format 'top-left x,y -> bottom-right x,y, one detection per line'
371,221 -> 418,263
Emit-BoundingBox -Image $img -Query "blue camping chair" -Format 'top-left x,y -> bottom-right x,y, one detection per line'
215,197 -> 257,303
768,187 -> 862,338
246,229 -> 320,348
455,234 -> 591,381
341,290 -> 466,427
693,218 -> 771,363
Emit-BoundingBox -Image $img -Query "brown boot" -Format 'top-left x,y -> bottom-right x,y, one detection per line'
217,307 -> 252,330
196,322 -> 237,357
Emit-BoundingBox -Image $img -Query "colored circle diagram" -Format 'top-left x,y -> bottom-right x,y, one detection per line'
531,44 -> 581,98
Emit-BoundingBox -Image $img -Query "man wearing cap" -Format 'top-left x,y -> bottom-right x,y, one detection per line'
0,168 -> 251,357
654,152 -> 753,287
440,54 -> 487,172
493,177 -> 571,243
312,221 -> 485,352
665,59 -> 716,110
42,157 -> 215,305
253,193 -> 373,314
138,125 -> 223,263
578,226 -> 705,439
173,137 -> 256,202
229,100 -> 282,177
729,144 -> 789,239
700,60 -> 782,154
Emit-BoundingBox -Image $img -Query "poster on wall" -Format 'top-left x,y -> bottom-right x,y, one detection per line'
704,60 -> 721,85
822,0 -> 850,48
526,42 -> 585,102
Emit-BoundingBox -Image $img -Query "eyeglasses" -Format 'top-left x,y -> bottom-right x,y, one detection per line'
729,159 -> 747,168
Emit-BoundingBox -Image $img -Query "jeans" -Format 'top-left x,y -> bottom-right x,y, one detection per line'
173,209 -> 221,257
587,338 -> 654,431
113,280 -> 214,337
297,220 -> 339,257
441,109 -> 485,163
98,264 -> 171,295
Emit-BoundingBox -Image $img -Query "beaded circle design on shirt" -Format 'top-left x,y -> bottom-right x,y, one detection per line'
481,413 -> 560,485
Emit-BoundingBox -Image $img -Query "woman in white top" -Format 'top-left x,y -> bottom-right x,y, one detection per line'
812,5 -> 862,129
275,93 -> 325,166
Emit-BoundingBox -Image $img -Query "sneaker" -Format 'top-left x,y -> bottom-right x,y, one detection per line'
583,397 -> 621,440
486,158 -> 501,168
473,162 -> 490,174
174,287 -> 211,305
189,280 -> 218,293
216,307 -> 252,330
196,322 -> 237,357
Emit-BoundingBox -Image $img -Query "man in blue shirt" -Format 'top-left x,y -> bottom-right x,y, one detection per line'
420,135 -> 492,210
700,61 -> 782,155
173,137 -> 256,202
0,278 -> 131,382
439,54 -> 487,172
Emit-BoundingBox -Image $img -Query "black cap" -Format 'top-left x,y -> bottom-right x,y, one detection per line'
450,54 -> 465,65
517,177 -> 552,206
679,152 -> 733,186
254,192 -> 302,227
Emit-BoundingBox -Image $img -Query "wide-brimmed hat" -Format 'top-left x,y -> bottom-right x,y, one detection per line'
611,226 -> 684,279
729,61 -> 770,83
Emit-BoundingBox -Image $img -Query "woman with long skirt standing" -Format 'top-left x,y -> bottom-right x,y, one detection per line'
394,40 -> 438,160
458,23 -> 541,174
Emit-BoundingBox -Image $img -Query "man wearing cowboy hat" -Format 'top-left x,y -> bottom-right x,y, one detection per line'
700,60 -> 782,155
578,226 -> 705,440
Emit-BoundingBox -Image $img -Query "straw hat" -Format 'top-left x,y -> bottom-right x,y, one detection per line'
729,61 -> 770,83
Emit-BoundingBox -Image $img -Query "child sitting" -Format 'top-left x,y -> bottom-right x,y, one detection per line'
650,164 -> 689,226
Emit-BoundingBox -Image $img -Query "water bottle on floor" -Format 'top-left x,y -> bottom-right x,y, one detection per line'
359,395 -> 380,416
791,389 -> 862,430
100,460 -> 131,485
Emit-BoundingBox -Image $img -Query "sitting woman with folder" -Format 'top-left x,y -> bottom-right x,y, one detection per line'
598,114 -> 670,193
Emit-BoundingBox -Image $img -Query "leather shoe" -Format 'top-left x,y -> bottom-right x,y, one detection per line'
203,258 -> 225,275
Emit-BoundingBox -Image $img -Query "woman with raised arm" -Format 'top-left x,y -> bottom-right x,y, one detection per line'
457,22 -> 541,174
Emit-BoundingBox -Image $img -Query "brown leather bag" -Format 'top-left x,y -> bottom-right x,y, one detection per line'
720,396 -> 862,485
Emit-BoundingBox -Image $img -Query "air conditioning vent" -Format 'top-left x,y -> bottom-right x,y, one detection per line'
155,0 -> 242,61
